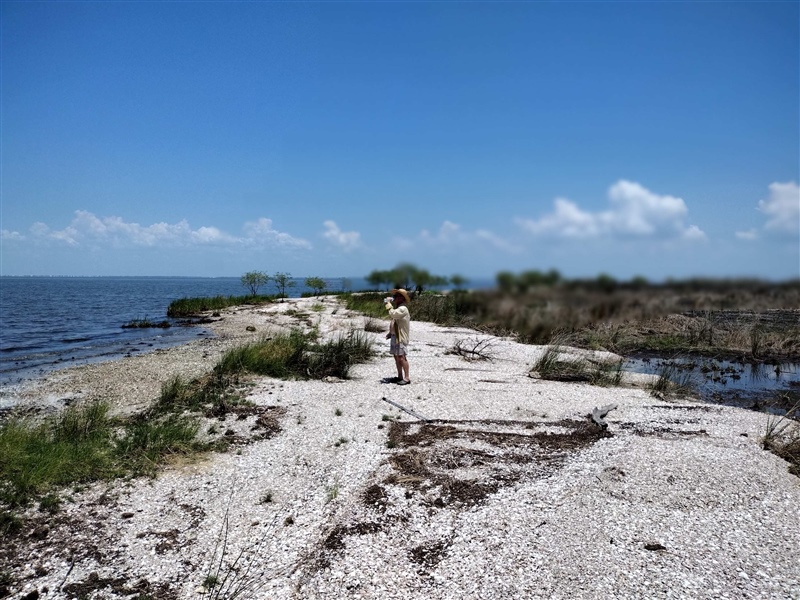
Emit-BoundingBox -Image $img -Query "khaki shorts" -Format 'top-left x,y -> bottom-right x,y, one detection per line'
389,335 -> 407,356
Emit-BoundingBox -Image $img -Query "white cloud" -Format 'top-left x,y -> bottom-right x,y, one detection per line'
17,211 -> 311,250
758,181 -> 799,236
1,229 -> 25,242
517,180 -> 706,241
243,218 -> 311,249
412,220 -> 520,252
735,229 -> 759,241
322,220 -> 362,251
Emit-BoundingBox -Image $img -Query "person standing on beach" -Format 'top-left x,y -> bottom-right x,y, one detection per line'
384,288 -> 411,385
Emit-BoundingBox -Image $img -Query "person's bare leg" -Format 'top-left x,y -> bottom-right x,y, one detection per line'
399,354 -> 410,382
394,355 -> 403,379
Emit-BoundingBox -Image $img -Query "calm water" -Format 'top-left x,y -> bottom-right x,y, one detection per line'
0,276 -> 363,391
624,354 -> 799,413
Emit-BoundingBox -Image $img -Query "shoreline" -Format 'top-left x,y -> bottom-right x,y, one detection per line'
2,296 -> 799,599
0,303 -> 284,418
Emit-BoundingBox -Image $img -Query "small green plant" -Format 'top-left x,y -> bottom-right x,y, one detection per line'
0,511 -> 22,536
334,408 -> 343,416
326,480 -> 340,502
200,497 -> 274,600
38,493 -> 61,514
259,492 -> 273,504
334,436 -> 348,447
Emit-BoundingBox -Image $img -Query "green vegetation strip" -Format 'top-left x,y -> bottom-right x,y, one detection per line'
167,294 -> 273,317
0,401 -> 202,525
0,329 -> 375,532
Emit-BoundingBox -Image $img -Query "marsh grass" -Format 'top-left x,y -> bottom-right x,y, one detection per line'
0,401 -> 206,511
167,295 -> 273,318
531,342 -> 624,386
345,280 -> 799,358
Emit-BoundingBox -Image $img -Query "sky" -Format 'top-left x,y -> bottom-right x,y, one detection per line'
1,1 -> 798,282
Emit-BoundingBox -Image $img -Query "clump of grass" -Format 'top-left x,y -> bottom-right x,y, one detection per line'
762,400 -> 800,476
216,331 -> 310,380
0,400 -> 206,513
647,362 -> 695,398
213,329 -> 374,381
530,340 -> 624,387
151,374 -> 244,419
0,402 -> 118,509
363,317 -> 385,333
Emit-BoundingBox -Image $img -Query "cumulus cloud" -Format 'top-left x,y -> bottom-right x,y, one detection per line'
758,181 -> 799,236
0,229 -> 25,242
414,220 -> 520,253
322,220 -> 362,251
12,211 -> 310,250
516,180 -> 706,241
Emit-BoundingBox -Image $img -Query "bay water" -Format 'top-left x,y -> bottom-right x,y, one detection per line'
0,276 -> 363,389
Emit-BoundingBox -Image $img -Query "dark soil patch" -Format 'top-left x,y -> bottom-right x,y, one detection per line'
251,406 -> 286,437
362,484 -> 389,511
410,540 -> 448,567
62,573 -> 177,599
619,422 -> 709,437
323,522 -> 383,550
384,418 -> 612,507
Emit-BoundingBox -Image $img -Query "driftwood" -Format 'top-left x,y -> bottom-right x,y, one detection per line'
591,404 -> 618,428
447,337 -> 497,362
381,397 -> 430,422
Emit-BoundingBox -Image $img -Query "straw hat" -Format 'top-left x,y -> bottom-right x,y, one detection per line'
390,288 -> 411,303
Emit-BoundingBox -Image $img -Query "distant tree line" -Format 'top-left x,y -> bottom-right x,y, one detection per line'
366,263 -> 468,295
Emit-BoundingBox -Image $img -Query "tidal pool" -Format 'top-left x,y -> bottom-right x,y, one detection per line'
624,353 -> 799,415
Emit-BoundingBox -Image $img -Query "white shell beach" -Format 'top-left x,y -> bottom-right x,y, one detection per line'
5,296 -> 799,600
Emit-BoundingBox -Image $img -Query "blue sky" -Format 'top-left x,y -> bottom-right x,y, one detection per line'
1,1 -> 798,282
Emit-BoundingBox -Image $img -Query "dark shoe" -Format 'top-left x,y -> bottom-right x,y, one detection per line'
382,376 -> 401,384
396,379 -> 411,386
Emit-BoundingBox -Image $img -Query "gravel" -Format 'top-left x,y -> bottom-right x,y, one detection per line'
4,296 -> 799,600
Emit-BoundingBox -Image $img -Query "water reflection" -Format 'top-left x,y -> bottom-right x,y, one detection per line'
624,353 -> 799,415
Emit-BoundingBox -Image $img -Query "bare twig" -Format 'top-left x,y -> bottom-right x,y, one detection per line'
447,337 -> 497,362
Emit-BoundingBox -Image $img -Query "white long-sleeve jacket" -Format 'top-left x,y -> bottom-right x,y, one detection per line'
385,302 -> 410,344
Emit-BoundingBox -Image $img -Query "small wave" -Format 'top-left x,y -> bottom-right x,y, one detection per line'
60,336 -> 93,343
